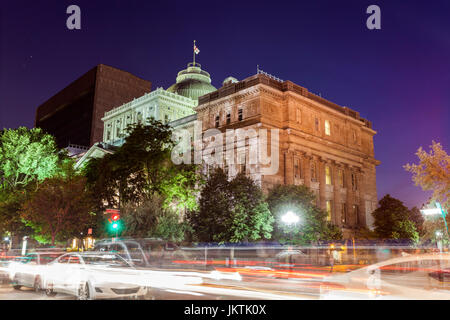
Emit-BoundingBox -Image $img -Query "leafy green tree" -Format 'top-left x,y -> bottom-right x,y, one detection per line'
121,194 -> 191,242
83,119 -> 200,213
188,169 -> 274,243
121,195 -> 163,238
153,210 -> 192,243
20,170 -> 96,246
408,206 -> 425,236
0,127 -> 60,190
372,194 -> 419,242
266,184 -> 341,244
187,169 -> 230,242
0,127 -> 64,239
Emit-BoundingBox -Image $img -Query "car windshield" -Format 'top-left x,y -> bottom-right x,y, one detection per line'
82,254 -> 131,268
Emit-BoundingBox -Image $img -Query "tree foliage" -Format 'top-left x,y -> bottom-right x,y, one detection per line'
83,119 -> 200,213
266,184 -> 341,244
188,169 -> 274,243
20,170 -> 96,245
372,194 -> 419,242
404,141 -> 450,210
121,194 -> 191,242
0,127 -> 60,191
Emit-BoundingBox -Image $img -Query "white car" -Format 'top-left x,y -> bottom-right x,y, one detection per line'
42,252 -> 148,300
320,253 -> 450,300
8,252 -> 64,291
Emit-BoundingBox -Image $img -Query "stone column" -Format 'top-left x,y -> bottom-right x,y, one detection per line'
284,149 -> 294,185
357,168 -> 366,227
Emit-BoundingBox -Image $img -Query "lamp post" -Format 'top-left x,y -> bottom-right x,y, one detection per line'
282,211 -> 300,244
421,202 -> 448,251
421,202 -> 448,236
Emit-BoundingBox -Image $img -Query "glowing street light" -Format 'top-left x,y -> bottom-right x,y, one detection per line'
421,202 -> 448,236
282,211 -> 299,225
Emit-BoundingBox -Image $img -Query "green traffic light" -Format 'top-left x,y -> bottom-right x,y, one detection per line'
112,223 -> 118,229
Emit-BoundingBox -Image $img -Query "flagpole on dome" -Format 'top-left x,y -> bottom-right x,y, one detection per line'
193,40 -> 196,66
193,40 -> 200,67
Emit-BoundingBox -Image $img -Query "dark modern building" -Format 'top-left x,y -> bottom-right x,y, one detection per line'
35,64 -> 151,148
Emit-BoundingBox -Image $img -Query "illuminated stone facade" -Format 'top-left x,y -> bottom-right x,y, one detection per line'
196,73 -> 380,235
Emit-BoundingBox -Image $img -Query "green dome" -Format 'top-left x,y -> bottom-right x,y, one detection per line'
167,63 -> 216,100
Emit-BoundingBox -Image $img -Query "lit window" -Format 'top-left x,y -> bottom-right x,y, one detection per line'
325,165 -> 331,185
326,200 -> 332,221
325,120 -> 331,136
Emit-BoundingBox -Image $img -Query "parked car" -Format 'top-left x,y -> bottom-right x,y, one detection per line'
43,252 -> 148,300
94,239 -> 150,268
320,253 -> 450,299
8,251 -> 64,291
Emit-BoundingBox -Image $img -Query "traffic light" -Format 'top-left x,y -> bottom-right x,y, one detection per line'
106,209 -> 122,234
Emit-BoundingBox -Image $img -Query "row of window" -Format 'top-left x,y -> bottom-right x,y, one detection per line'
325,200 -> 360,225
296,109 -> 358,143
215,108 -> 243,128
294,160 -> 358,190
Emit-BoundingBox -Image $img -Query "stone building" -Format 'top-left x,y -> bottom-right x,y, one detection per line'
195,70 -> 380,236
75,62 -> 216,168
72,59 -> 379,237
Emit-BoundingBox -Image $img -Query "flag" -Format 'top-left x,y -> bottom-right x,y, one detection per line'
194,45 -> 200,55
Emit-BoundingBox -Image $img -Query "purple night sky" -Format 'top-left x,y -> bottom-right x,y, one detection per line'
0,0 -> 448,209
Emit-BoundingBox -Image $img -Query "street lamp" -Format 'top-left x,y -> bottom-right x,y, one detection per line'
282,211 -> 300,246
282,211 -> 299,225
421,202 -> 448,236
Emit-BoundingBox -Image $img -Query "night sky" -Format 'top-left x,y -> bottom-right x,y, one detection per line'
0,0 -> 449,209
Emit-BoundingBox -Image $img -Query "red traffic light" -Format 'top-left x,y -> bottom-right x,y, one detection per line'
111,213 -> 120,221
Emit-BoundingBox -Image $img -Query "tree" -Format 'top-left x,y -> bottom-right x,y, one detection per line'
188,169 -> 274,243
266,184 -> 341,244
408,206 -> 425,236
153,210 -> 192,243
83,119 -> 200,212
0,127 -> 60,191
121,194 -> 163,238
404,141 -> 450,210
121,194 -> 192,242
0,127 -> 64,239
20,171 -> 96,246
372,194 -> 419,242
226,173 -> 274,243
